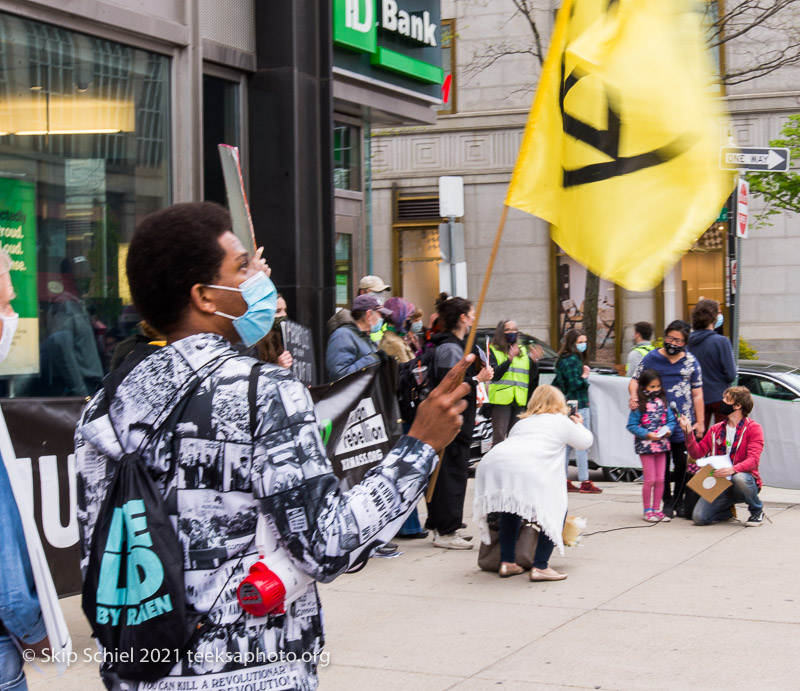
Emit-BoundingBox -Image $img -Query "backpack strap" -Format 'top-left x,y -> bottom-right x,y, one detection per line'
104,351 -> 237,458
249,362 -> 263,437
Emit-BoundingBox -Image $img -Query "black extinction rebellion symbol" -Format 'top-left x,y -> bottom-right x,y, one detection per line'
558,63 -> 698,188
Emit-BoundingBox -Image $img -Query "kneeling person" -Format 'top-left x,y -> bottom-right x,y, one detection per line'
679,386 -> 764,527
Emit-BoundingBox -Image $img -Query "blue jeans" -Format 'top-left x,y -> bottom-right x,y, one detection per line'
692,472 -> 762,526
498,512 -> 558,569
0,635 -> 26,691
397,507 -> 423,535
565,407 -> 591,482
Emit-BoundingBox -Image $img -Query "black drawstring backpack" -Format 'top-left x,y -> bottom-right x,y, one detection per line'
82,357 -> 258,681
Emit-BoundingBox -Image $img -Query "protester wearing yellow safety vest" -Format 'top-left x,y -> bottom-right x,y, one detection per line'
625,321 -> 655,375
487,320 -> 542,447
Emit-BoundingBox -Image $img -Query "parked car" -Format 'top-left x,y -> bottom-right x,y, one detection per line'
736,360 -> 800,401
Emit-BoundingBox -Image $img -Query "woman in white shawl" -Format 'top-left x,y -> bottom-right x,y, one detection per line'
473,385 -> 594,580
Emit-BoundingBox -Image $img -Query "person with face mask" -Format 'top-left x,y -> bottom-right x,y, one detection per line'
554,329 -> 601,493
249,294 -> 293,369
75,202 -> 472,688
629,320 -> 704,518
325,293 -> 391,382
379,297 -> 415,365
688,299 -> 737,429
487,319 -> 542,446
0,248 -> 50,690
404,307 -> 425,357
426,292 -> 494,550
679,386 -> 764,527
626,369 -> 678,521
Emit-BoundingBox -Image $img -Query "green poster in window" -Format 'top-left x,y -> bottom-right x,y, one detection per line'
0,177 -> 38,375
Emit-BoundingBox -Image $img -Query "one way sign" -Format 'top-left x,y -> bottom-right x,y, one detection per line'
720,147 -> 790,172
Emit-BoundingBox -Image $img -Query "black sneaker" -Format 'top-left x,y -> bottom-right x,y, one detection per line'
745,511 -> 763,527
662,503 -> 675,519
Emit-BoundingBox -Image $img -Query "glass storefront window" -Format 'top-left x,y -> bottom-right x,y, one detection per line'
334,233 -> 352,308
333,123 -> 360,191
0,14 -> 170,397
203,75 -> 240,206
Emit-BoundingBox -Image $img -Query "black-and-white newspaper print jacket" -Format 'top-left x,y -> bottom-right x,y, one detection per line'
75,333 -> 437,690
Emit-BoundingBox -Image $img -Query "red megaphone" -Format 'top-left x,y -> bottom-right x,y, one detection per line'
237,561 -> 287,616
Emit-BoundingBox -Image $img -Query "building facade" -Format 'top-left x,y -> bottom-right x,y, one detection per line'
0,0 -> 445,398
370,0 -> 800,367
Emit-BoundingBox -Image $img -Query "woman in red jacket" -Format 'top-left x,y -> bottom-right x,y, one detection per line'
678,386 -> 765,527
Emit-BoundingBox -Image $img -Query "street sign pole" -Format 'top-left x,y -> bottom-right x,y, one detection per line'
728,174 -> 745,356
719,143 -> 791,358
448,214 -> 457,293
727,180 -> 737,349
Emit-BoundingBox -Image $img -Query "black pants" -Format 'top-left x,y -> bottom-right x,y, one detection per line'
426,435 -> 470,535
491,404 -> 526,447
663,441 -> 687,508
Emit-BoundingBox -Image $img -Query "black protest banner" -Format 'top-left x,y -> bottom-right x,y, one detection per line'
281,319 -> 316,386
0,362 -> 400,596
310,362 -> 402,490
1,397 -> 85,596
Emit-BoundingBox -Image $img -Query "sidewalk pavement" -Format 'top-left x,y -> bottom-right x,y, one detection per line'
28,478 -> 800,690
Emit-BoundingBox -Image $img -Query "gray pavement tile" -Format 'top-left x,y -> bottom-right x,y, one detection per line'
327,546 -> 667,611
319,589 -> 584,678
678,508 -> 800,570
601,560 -> 800,623
475,609 -> 799,690
39,485 -> 800,689
448,679 -> 600,690
451,677 -> 609,691
318,664 -> 466,690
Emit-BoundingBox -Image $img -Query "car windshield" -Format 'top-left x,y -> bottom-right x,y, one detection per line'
776,371 -> 800,396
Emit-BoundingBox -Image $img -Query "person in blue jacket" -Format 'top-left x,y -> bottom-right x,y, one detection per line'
325,294 -> 391,381
688,299 -> 737,429
0,250 -> 48,690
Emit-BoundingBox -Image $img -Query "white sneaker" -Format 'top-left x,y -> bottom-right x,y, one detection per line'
456,528 -> 473,541
432,531 -> 474,550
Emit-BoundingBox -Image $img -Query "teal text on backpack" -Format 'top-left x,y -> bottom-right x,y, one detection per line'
96,499 -> 173,627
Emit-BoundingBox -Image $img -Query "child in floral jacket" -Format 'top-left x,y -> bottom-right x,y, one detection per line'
627,369 -> 678,522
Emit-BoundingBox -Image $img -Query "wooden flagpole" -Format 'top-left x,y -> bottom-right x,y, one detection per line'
425,205 -> 510,503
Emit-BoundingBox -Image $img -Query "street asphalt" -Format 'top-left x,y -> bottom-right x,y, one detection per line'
28,474 -> 800,690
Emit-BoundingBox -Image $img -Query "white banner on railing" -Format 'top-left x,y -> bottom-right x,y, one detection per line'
587,374 -> 799,490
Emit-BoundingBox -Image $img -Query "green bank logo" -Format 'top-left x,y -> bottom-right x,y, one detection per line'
333,0 -> 443,85
96,499 -> 173,626
335,0 -> 377,53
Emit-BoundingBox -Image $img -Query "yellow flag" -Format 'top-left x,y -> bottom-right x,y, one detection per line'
505,0 -> 734,291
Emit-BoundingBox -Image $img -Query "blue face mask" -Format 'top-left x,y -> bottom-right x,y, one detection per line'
715,314 -> 724,329
411,321 -> 424,334
206,271 -> 278,347
506,332 -> 518,345
576,342 -> 588,353
371,317 -> 384,334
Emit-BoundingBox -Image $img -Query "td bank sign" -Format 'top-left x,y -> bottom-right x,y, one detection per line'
333,0 -> 444,85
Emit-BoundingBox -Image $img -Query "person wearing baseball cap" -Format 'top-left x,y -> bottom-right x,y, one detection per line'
324,274 -> 391,336
325,294 -> 392,381
358,275 -> 391,294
